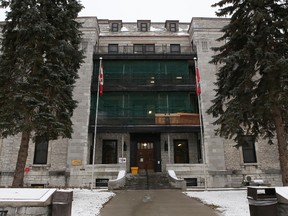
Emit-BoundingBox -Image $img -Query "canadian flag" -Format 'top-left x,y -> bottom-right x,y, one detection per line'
196,67 -> 201,95
99,60 -> 104,96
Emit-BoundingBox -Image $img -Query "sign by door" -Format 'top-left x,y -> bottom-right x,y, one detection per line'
119,157 -> 127,164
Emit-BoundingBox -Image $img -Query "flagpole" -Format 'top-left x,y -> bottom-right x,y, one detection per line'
194,57 -> 207,190
91,57 -> 102,190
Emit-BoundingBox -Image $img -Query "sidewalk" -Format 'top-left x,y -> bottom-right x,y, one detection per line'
99,189 -> 219,216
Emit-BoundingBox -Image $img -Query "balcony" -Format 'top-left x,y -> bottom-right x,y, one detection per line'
155,113 -> 200,125
94,45 -> 197,59
89,113 -> 200,133
94,113 -> 200,126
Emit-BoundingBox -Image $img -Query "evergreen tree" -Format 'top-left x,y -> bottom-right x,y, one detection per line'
208,0 -> 288,185
0,0 -> 84,187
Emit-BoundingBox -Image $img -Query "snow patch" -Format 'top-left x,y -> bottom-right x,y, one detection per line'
185,190 -> 249,216
72,189 -> 114,216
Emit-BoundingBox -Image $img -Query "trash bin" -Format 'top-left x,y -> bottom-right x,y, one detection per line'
52,191 -> 73,216
247,187 -> 277,216
131,167 -> 138,174
0,210 -> 8,216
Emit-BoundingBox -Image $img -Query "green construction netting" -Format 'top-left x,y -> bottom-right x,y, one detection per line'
92,60 -> 191,84
90,92 -> 197,121
90,60 -> 197,125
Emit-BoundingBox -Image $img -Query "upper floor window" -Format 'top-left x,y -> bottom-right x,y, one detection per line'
108,44 -> 118,54
170,23 -> 177,32
241,136 -> 257,163
170,44 -> 181,54
33,136 -> 49,164
202,41 -> 208,51
133,44 -> 155,54
137,20 -> 151,32
165,20 -> 179,32
111,23 -> 119,32
140,23 -> 148,32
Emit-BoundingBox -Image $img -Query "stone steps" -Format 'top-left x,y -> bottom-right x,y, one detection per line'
124,172 -> 173,190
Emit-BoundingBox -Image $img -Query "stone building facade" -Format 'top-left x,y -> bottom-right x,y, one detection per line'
0,17 -> 282,188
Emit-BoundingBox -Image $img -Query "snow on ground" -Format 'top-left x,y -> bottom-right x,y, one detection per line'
72,189 -> 249,216
72,189 -> 115,216
185,190 -> 249,216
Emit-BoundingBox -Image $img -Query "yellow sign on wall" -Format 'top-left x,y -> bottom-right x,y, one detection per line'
72,160 -> 82,166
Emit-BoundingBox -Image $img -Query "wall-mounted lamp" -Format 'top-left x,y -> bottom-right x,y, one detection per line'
164,141 -> 168,151
124,142 -> 127,151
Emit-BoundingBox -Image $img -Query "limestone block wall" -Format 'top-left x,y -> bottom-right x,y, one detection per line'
0,17 -> 100,188
161,133 -> 198,168
0,136 -> 69,187
66,17 -> 99,173
93,133 -> 130,168
189,18 -> 229,172
189,18 -> 282,187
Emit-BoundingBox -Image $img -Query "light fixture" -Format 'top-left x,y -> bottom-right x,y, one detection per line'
178,143 -> 182,147
148,110 -> 152,114
176,76 -> 183,79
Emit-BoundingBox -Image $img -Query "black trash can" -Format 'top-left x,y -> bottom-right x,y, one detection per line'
52,191 -> 73,216
247,187 -> 277,216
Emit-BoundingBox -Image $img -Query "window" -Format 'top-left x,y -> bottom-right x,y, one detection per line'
108,44 -> 118,54
140,23 -> 148,32
111,23 -> 119,32
137,142 -> 154,150
145,44 -> 155,54
33,136 -> 49,164
170,44 -> 181,54
202,41 -> 208,51
241,136 -> 257,163
169,23 -> 177,32
102,140 -> 118,164
133,44 -> 155,54
174,140 -> 189,163
134,44 -> 144,54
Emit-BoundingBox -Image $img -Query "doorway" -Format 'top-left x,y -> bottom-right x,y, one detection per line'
130,133 -> 161,172
137,142 -> 154,171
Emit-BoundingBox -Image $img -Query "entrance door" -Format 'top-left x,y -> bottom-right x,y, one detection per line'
137,142 -> 154,171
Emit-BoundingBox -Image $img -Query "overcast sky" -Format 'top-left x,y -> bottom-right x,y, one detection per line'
0,0 -> 219,22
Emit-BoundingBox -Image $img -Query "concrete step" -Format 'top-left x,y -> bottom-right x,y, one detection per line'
124,173 -> 173,190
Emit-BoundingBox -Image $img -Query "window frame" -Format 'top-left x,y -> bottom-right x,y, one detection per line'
102,140 -> 118,164
140,23 -> 148,32
108,44 -> 119,54
33,136 -> 49,165
174,139 -> 189,163
170,44 -> 181,54
169,23 -> 177,32
111,23 -> 119,32
133,44 -> 155,54
241,136 -> 257,163
145,44 -> 155,54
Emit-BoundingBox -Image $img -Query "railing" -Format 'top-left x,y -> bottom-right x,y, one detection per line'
92,76 -> 195,86
90,113 -> 200,126
94,45 -> 196,55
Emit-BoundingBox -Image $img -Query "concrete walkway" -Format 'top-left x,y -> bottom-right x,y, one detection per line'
99,190 -> 219,216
